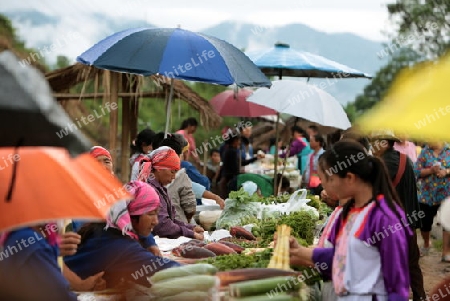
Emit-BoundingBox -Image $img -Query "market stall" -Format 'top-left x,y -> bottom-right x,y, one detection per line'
108,189 -> 331,300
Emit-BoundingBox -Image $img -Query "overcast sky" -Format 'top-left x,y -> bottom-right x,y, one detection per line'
2,0 -> 394,62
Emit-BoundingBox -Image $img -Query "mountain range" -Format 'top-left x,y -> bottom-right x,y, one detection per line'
4,10 -> 388,104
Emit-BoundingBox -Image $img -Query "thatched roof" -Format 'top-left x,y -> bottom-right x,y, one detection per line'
0,38 -> 47,73
45,63 -> 222,129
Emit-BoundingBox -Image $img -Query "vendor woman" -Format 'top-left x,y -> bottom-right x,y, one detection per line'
64,181 -> 180,288
0,225 -> 78,301
138,146 -> 205,240
288,140 -> 411,301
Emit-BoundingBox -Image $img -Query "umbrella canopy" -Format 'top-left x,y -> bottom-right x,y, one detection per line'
247,80 -> 351,130
78,27 -> 271,88
210,89 -> 277,117
357,53 -> 450,142
0,147 -> 131,232
0,51 -> 91,156
246,43 -> 371,79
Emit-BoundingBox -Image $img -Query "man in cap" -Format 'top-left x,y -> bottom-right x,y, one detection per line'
370,129 -> 425,301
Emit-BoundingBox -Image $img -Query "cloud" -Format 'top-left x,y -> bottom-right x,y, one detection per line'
1,0 -> 390,63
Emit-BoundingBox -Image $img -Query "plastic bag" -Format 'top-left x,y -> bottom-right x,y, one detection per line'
285,189 -> 319,218
241,181 -> 258,196
215,199 -> 261,229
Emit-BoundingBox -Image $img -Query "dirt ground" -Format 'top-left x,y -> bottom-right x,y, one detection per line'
418,218 -> 449,297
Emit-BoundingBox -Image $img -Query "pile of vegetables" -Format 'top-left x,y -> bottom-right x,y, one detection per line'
251,210 -> 318,247
147,264 -> 218,300
200,248 -> 272,271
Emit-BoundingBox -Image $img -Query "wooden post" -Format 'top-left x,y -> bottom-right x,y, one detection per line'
121,78 -> 132,183
121,109 -> 130,183
130,98 -> 138,145
109,72 -> 119,171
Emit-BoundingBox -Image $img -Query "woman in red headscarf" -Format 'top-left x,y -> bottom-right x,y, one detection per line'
138,146 -> 205,240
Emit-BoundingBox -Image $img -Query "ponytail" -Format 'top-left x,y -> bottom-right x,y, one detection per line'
321,140 -> 404,221
367,156 -> 404,221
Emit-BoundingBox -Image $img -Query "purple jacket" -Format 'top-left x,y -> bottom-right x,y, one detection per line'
148,178 -> 195,239
279,137 -> 306,158
313,198 -> 412,301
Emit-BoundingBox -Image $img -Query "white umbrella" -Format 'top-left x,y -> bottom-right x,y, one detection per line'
247,80 -> 351,130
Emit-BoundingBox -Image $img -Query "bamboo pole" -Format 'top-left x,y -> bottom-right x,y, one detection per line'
121,79 -> 131,183
109,72 -> 119,169
273,113 -> 281,195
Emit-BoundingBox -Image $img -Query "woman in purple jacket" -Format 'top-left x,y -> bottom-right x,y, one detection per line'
288,140 -> 411,301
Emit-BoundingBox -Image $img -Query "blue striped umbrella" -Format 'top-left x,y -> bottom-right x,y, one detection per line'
77,27 -> 271,88
246,42 -> 371,79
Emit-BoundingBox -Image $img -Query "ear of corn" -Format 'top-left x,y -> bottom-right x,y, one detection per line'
267,224 -> 291,271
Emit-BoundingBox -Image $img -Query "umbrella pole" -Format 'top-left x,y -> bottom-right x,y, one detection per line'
273,112 -> 281,195
164,78 -> 175,138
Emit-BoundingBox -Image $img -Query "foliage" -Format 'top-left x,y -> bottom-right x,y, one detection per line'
54,55 -> 71,70
199,249 -> 272,271
387,0 -> 450,59
251,211 -> 318,247
0,14 -> 49,70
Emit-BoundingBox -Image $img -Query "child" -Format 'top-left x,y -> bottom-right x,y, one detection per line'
287,140 -> 411,301
206,149 -> 222,185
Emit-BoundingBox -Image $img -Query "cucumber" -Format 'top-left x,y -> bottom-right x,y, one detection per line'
229,276 -> 302,297
149,275 -> 217,297
158,291 -> 210,301
149,263 -> 217,283
230,293 -> 299,301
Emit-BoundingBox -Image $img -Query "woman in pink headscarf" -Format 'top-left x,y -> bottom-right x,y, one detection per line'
64,181 -> 180,288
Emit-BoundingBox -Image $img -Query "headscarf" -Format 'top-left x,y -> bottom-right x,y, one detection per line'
90,146 -> 112,160
105,181 -> 160,240
137,146 -> 180,182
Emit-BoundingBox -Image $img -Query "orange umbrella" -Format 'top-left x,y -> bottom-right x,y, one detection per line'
0,147 -> 131,232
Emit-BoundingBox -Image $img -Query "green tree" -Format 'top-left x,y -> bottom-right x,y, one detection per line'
0,14 -> 49,70
387,0 -> 450,58
346,48 -> 421,120
54,55 -> 71,70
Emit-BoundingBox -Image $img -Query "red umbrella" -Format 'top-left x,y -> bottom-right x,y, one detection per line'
210,89 -> 276,117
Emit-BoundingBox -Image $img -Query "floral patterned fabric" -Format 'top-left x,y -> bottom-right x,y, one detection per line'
414,145 -> 450,206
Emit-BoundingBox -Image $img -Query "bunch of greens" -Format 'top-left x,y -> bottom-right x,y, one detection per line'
252,211 -> 318,247
229,188 -> 261,204
199,249 -> 272,271
215,189 -> 261,229
258,194 -> 291,205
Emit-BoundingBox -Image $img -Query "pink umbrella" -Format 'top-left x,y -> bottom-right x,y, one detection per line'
210,88 -> 276,117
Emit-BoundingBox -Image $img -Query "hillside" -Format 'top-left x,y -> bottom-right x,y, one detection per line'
2,10 -> 385,104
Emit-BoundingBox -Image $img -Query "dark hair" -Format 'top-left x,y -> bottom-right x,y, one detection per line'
179,117 -> 198,130
387,140 -> 395,148
225,133 -> 240,146
341,132 -> 371,151
78,222 -> 106,245
131,128 -> 155,154
318,140 -> 403,221
160,134 -> 183,155
151,132 -> 166,150
311,134 -> 326,148
291,125 -> 306,136
276,174 -> 290,188
210,149 -> 220,156
78,220 -> 145,247
308,125 -> 319,133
